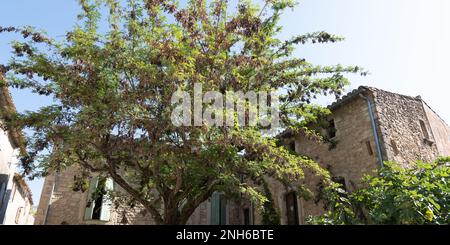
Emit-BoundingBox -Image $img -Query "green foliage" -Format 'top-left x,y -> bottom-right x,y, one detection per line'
307,157 -> 450,225
261,180 -> 281,225
72,171 -> 90,192
1,0 -> 362,224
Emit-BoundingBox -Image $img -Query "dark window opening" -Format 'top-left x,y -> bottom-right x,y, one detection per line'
285,192 -> 299,225
391,140 -> 399,156
365,141 -> 374,156
289,141 -> 296,152
120,212 -> 129,224
332,176 -> 347,192
0,174 -> 8,210
419,120 -> 430,139
327,119 -> 337,139
91,178 -> 106,220
84,177 -> 112,221
243,208 -> 250,225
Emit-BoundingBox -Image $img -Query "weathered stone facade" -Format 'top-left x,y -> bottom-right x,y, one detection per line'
274,86 -> 450,223
34,165 -> 243,225
374,88 -> 440,165
34,86 -> 450,225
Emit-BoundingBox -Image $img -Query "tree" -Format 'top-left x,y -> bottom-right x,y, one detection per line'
308,157 -> 450,225
0,0 -> 363,224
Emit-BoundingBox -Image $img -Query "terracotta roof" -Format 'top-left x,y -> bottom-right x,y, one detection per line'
278,86 -> 372,139
328,86 -> 370,110
13,173 -> 33,205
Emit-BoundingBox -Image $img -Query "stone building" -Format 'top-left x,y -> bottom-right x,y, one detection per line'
275,86 -> 450,224
34,86 -> 450,225
34,165 -> 243,225
0,83 -> 33,225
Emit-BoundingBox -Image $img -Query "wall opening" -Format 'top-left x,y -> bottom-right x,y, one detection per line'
285,192 -> 299,225
84,177 -> 112,221
391,140 -> 399,156
0,174 -> 8,211
243,208 -> 250,225
419,119 -> 430,139
91,178 -> 106,220
365,141 -> 374,156
327,119 -> 337,139
332,176 -> 347,192
288,141 -> 296,152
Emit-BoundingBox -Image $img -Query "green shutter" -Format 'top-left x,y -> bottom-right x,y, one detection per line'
220,195 -> 227,225
210,192 -> 227,225
210,192 -> 220,225
100,178 -> 113,221
84,177 -> 98,220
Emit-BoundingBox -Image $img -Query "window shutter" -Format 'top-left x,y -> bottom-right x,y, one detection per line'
210,192 -> 220,225
0,181 -> 6,208
210,192 -> 227,225
219,194 -> 227,225
84,177 -> 98,220
100,178 -> 113,221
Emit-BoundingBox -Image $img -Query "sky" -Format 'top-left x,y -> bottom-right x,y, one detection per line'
1,0 -> 450,205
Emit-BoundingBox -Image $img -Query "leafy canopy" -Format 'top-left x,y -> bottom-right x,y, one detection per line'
0,0 -> 363,224
308,157 -> 450,225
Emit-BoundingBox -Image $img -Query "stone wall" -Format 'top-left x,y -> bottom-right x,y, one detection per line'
35,166 -> 95,225
35,165 -> 157,225
273,90 -> 380,222
272,87 -> 449,224
34,165 -> 242,225
33,171 -> 54,224
422,101 -> 450,157
373,89 -> 440,165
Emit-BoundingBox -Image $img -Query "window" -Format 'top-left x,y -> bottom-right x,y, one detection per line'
92,181 -> 105,220
327,119 -> 336,139
210,192 -> 227,225
285,192 -> 299,225
0,174 -> 7,209
419,120 -> 430,139
332,176 -> 347,192
419,120 -> 434,146
365,141 -> 374,156
243,208 -> 251,225
391,140 -> 399,156
84,177 -> 113,221
288,141 -> 296,152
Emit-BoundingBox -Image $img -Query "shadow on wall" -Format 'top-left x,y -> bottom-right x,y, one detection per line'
0,174 -> 10,223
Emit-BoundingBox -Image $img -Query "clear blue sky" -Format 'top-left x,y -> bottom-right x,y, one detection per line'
1,0 -> 450,205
